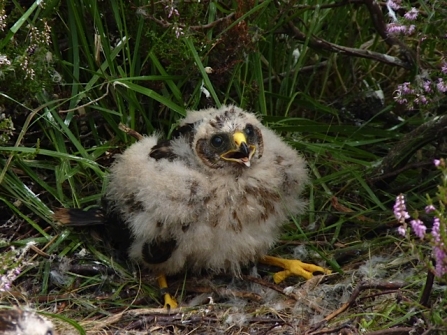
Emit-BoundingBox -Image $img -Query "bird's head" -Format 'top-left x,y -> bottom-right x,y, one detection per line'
185,106 -> 264,170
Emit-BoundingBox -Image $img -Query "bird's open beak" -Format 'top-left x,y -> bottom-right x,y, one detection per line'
221,131 -> 256,167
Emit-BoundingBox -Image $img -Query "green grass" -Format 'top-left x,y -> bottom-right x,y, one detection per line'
1,0 -> 446,333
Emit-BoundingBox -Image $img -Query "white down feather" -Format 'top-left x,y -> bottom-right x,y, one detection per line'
106,105 -> 309,276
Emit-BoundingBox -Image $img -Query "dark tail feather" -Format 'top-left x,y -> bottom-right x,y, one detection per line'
54,207 -> 133,262
53,208 -> 105,226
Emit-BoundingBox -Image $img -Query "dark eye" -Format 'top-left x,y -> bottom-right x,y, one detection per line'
244,124 -> 254,137
211,135 -> 224,148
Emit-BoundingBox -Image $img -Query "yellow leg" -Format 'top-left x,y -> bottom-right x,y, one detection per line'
261,255 -> 331,284
157,274 -> 178,309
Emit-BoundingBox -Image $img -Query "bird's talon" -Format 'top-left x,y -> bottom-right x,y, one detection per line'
273,270 -> 290,284
158,274 -> 177,309
163,293 -> 178,309
262,255 -> 331,284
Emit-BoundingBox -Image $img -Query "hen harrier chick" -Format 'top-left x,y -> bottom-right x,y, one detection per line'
55,105 -> 330,308
0,308 -> 56,335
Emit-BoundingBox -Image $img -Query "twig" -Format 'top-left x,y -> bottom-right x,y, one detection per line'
367,161 -> 434,185
28,235 -> 58,263
308,281 -> 406,334
263,61 -> 328,84
285,19 -> 411,69
140,11 -> 235,30
363,0 -> 416,67
288,0 -> 366,10
28,244 -> 51,258
118,123 -> 144,141
419,267 -> 434,307
325,282 -> 405,322
368,115 -> 447,189
190,13 -> 235,30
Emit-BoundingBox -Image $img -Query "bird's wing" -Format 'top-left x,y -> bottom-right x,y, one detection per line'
106,135 -> 211,266
149,123 -> 195,161
149,139 -> 176,161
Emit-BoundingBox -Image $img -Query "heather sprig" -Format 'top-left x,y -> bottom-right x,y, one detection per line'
0,5 -> 56,103
394,159 -> 447,278
386,1 -> 447,111
163,0 -> 184,39
386,1 -> 417,35
0,7 -> 6,31
0,242 -> 36,292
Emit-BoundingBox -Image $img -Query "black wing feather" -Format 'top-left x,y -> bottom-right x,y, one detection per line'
149,123 -> 195,161
142,239 -> 177,264
54,201 -> 177,265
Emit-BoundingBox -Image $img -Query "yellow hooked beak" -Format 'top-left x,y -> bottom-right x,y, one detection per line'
221,131 -> 256,167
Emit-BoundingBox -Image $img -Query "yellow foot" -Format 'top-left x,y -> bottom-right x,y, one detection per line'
163,292 -> 178,309
261,255 -> 331,284
157,274 -> 178,309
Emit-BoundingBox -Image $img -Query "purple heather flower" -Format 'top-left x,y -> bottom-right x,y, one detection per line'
387,0 -> 401,10
0,279 -> 11,292
167,7 -> 179,18
425,204 -> 436,213
414,95 -> 429,105
411,219 -> 426,239
0,266 -> 22,292
404,7 -> 419,21
432,217 -> 441,243
394,96 -> 408,104
394,82 -> 415,104
165,1 -> 179,18
441,63 -> 447,75
397,225 -> 406,236
394,194 -> 410,223
433,246 -> 447,277
423,80 -> 432,93
437,78 -> 447,93
387,23 -> 415,35
434,159 -> 441,167
431,216 -> 447,277
174,25 -> 184,39
387,23 -> 407,35
399,82 -> 413,94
